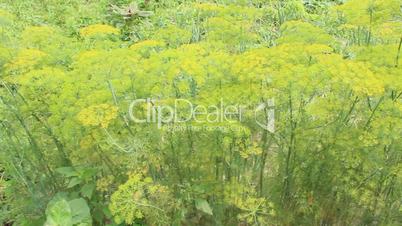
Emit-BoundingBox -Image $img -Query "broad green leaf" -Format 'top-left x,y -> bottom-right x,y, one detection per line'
45,198 -> 73,226
69,198 -> 92,225
195,199 -> 213,215
56,167 -> 78,177
80,183 -> 96,198
45,196 -> 92,226
68,177 -> 82,188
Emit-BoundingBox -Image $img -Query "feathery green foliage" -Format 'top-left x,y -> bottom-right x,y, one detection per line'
0,0 -> 401,225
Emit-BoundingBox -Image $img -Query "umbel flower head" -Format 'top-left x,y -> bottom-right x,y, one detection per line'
77,104 -> 118,128
5,48 -> 47,74
109,173 -> 174,225
80,24 -> 120,37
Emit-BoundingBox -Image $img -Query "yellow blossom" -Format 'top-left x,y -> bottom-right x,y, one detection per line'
129,40 -> 165,57
77,104 -> 118,128
5,49 -> 47,74
80,24 -> 120,37
96,175 -> 115,193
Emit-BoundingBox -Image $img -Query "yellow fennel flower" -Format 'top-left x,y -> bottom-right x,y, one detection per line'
80,24 -> 120,37
130,40 -> 165,50
77,104 -> 118,128
129,40 -> 165,57
5,49 -> 47,74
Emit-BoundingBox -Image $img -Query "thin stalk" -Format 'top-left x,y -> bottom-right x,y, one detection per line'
395,36 -> 402,67
364,96 -> 384,130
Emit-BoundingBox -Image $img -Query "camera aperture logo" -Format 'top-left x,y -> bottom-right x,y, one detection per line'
128,98 -> 274,133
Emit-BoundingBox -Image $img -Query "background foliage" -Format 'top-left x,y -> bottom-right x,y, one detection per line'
0,0 -> 401,225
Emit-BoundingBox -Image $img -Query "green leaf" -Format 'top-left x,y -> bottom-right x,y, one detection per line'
45,197 -> 73,226
195,199 -> 213,215
77,167 -> 98,180
56,167 -> 78,177
68,177 -> 82,188
80,183 -> 96,198
45,195 -> 92,226
69,198 -> 92,225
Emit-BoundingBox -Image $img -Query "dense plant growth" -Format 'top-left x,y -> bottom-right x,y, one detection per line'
0,0 -> 401,225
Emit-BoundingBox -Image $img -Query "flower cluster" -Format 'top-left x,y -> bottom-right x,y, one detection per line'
80,24 -> 120,37
5,49 -> 47,74
109,173 -> 174,225
1,1 -> 401,226
77,104 -> 118,128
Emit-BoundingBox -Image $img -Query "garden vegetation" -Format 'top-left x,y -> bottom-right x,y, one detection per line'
0,0 -> 401,225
